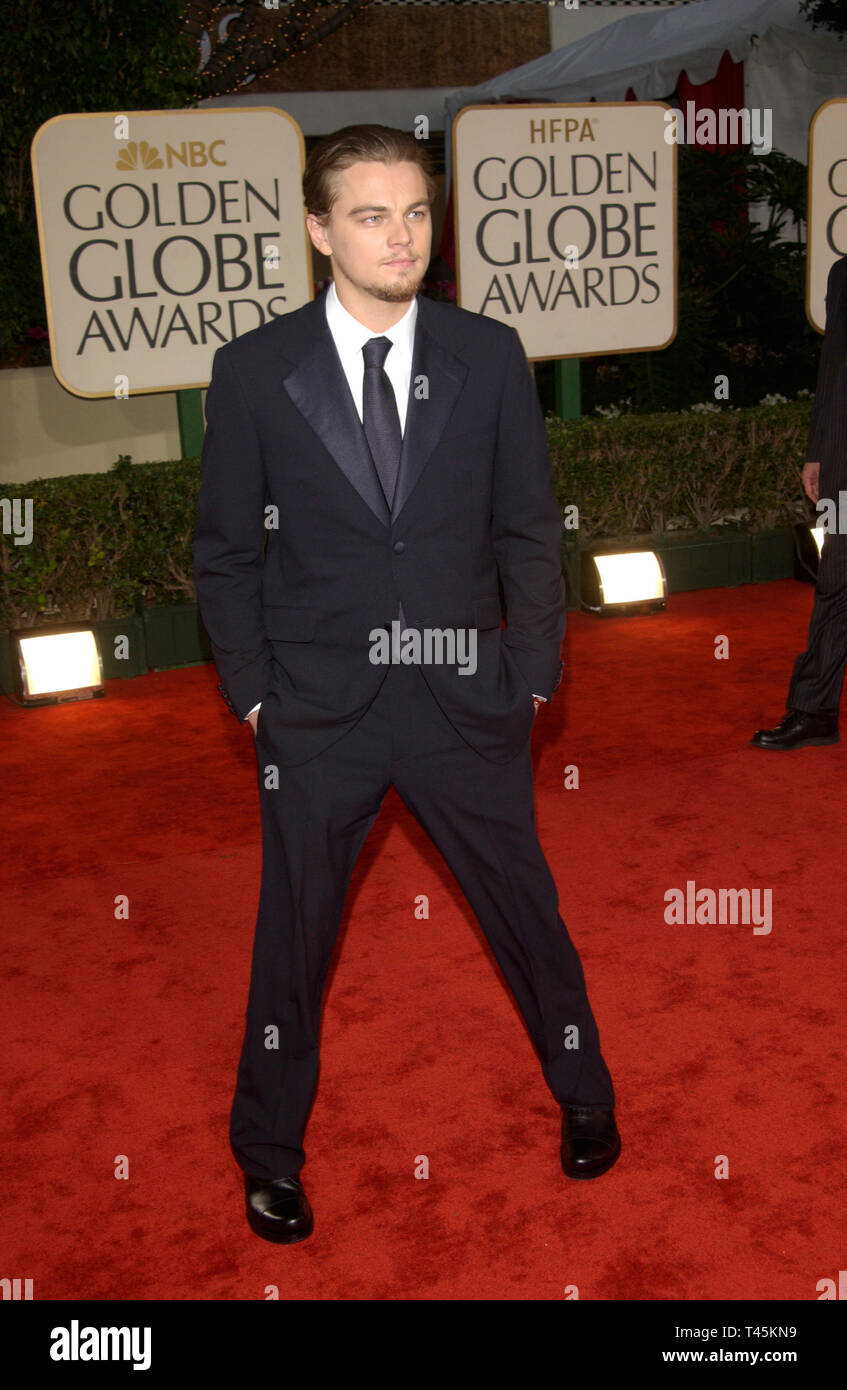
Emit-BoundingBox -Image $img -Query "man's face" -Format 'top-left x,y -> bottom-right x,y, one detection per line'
306,160 -> 432,305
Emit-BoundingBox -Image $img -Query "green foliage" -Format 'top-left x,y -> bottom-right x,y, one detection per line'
0,453 -> 201,628
546,400 -> 815,539
0,0 -> 198,357
800,1 -> 847,36
573,145 -> 819,415
0,403 -> 817,629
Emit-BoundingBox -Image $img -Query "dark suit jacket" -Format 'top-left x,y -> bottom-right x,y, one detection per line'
807,254 -> 847,497
193,291 -> 565,766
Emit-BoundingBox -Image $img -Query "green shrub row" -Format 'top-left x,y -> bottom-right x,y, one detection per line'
0,402 -> 817,629
546,401 -> 814,537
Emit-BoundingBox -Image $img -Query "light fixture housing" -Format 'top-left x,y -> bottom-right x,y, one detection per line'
581,546 -> 668,615
793,522 -> 824,583
14,624 -> 104,706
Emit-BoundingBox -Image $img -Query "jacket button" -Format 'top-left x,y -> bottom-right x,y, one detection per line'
393,540 -> 405,554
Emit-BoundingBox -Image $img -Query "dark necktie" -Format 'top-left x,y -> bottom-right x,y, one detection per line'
362,336 -> 402,508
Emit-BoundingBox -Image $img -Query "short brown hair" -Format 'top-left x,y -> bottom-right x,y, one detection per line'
303,124 -> 438,223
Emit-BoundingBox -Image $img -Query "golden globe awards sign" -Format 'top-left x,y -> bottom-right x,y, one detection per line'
31,108 -> 312,397
452,103 -> 677,360
807,98 -> 847,334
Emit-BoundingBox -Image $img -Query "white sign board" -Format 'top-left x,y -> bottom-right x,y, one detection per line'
807,98 -> 847,334
31,108 -> 313,397
452,103 -> 677,360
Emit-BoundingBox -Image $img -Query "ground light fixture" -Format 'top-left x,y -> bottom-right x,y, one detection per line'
581,546 -> 668,615
13,624 -> 104,706
793,521 -> 824,583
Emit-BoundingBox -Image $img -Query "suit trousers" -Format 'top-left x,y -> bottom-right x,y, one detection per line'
229,658 -> 615,1180
788,530 -> 847,715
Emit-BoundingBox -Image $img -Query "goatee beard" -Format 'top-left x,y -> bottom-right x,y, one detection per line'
368,271 -> 425,303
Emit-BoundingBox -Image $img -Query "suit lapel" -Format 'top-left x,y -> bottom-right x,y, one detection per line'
392,298 -> 468,523
281,293 -> 468,527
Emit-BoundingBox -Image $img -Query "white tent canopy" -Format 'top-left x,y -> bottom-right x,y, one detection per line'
442,0 -> 847,186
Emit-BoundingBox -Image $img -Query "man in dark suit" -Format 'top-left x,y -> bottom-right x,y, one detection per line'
193,125 -> 619,1245
753,254 -> 847,750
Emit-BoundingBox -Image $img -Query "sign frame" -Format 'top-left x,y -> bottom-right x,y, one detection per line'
451,101 -> 678,363
806,96 -> 847,336
31,106 -> 314,399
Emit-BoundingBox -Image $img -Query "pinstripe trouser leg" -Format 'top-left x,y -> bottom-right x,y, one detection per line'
787,531 -> 847,715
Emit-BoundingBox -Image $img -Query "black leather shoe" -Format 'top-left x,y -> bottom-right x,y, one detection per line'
751,709 -> 839,750
561,1106 -> 621,1179
244,1173 -> 314,1243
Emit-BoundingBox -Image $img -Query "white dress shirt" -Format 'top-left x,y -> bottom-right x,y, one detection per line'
323,275 -> 417,433
246,280 -> 544,717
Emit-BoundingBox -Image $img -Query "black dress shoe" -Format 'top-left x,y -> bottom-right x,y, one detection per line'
561,1107 -> 621,1179
244,1173 -> 314,1244
751,709 -> 839,750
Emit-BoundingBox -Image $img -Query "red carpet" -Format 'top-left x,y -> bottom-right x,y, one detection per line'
3,579 -> 846,1300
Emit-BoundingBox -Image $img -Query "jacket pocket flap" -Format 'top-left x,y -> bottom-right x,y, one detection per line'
473,595 -> 503,630
263,605 -> 318,641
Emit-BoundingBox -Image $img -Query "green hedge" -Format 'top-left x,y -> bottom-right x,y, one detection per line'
0,403 -> 817,629
0,454 -> 200,628
546,401 -> 814,538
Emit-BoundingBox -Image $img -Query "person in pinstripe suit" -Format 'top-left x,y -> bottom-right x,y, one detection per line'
753,254 -> 847,750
